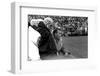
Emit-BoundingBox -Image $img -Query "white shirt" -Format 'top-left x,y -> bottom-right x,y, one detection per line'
29,26 -> 41,61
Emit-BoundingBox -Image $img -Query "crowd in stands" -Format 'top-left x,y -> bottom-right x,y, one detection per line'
28,15 -> 88,36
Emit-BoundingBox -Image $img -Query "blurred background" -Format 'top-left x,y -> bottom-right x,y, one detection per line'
28,15 -> 88,36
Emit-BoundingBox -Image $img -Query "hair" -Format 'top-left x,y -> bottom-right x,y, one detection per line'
30,19 -> 43,26
43,17 -> 53,26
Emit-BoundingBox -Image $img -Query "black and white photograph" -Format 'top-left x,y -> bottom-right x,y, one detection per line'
10,2 -> 97,74
28,15 -> 88,60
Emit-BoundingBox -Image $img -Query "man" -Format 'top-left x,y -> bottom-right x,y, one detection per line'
28,19 -> 42,61
53,28 -> 71,56
37,18 -> 57,59
43,17 -> 71,56
44,17 -> 54,33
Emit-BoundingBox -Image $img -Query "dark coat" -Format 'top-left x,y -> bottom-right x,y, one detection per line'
37,21 -> 57,55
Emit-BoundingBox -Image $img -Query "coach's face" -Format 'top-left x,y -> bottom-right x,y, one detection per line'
47,21 -> 54,31
47,24 -> 52,29
44,17 -> 54,29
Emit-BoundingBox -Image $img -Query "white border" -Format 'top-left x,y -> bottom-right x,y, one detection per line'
11,2 -> 97,74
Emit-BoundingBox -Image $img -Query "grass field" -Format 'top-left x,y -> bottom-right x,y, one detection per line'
63,36 -> 88,58
41,36 -> 88,60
